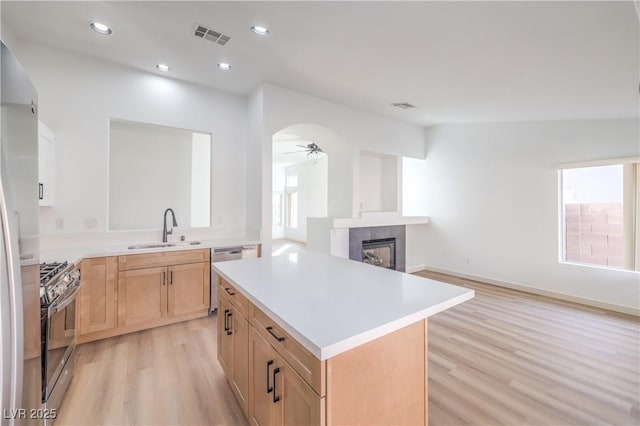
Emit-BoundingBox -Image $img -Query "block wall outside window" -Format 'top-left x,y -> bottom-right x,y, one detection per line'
564,202 -> 624,268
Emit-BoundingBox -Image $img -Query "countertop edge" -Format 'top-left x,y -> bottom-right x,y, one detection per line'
319,290 -> 474,360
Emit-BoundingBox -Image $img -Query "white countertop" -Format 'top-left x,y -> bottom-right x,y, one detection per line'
213,252 -> 474,360
40,237 -> 261,264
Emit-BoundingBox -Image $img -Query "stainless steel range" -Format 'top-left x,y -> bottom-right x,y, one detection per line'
40,261 -> 80,420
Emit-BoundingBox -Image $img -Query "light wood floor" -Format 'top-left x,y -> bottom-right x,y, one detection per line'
56,272 -> 639,425
418,270 -> 640,426
56,317 -> 248,426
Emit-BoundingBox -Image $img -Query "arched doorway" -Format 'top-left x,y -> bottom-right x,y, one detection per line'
270,123 -> 349,255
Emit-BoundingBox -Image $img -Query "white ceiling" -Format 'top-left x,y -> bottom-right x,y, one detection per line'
2,1 -> 638,126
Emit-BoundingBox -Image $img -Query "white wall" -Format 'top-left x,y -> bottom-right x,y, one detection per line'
422,119 -> 640,313
358,154 -> 382,211
272,164 -> 285,239
283,156 -> 328,243
380,155 -> 399,212
190,132 -> 212,227
247,87 -> 264,239
358,153 -> 400,213
8,41 -> 248,238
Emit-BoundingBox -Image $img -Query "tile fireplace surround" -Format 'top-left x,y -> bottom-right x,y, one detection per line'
348,225 -> 406,272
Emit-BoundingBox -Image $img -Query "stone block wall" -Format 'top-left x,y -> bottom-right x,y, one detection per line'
564,203 -> 624,268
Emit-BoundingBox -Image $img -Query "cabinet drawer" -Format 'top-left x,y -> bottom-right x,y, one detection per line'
250,305 -> 325,397
118,248 -> 210,271
218,278 -> 249,318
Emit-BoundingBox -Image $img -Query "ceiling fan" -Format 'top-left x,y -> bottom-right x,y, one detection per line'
284,142 -> 324,156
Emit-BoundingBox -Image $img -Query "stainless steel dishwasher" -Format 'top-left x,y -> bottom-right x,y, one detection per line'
210,245 -> 259,312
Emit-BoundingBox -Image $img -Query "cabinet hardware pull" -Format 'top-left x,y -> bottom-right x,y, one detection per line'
273,367 -> 281,403
224,287 -> 235,296
162,271 -> 166,286
266,360 -> 274,393
170,270 -> 173,285
266,326 -> 285,342
38,183 -> 43,200
226,312 -> 233,335
223,309 -> 230,332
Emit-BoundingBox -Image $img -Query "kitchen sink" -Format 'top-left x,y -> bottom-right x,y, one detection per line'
127,241 -> 201,250
175,241 -> 201,246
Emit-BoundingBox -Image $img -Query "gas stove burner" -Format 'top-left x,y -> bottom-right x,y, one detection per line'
39,262 -> 79,306
40,261 -> 69,286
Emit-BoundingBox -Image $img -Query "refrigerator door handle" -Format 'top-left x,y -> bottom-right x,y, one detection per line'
0,179 -> 25,423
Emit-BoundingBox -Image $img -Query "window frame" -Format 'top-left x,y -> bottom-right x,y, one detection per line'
557,156 -> 639,272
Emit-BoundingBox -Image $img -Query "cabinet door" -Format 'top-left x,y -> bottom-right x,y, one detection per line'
167,261 -> 210,317
249,328 -> 278,426
232,310 -> 249,416
218,296 -> 234,377
117,267 -> 167,327
38,120 -> 55,206
273,354 -> 324,426
78,257 -> 118,335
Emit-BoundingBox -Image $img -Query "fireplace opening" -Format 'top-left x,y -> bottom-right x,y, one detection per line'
362,238 -> 396,270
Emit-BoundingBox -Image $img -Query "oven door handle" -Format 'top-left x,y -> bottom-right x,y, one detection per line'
50,283 -> 80,314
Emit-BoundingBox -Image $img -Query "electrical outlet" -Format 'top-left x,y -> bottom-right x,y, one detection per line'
84,218 -> 97,229
465,257 -> 470,265
216,216 -> 222,224
55,218 -> 64,230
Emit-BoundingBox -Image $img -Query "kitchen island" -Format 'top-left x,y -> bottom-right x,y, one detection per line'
213,252 -> 474,425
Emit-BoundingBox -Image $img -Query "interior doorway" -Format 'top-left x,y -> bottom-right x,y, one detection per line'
271,124 -> 330,247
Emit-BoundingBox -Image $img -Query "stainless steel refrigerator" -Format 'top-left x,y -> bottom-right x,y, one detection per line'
1,41 -> 42,425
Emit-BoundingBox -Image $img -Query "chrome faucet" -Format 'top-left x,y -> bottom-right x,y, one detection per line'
162,208 -> 178,243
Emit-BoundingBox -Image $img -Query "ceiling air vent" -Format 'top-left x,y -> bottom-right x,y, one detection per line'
391,102 -> 416,109
193,24 -> 231,46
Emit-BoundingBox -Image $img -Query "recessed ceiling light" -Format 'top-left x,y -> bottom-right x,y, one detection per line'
90,21 -> 112,35
250,25 -> 270,36
217,63 -> 231,71
156,64 -> 170,72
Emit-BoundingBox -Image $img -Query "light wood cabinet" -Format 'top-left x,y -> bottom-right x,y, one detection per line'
79,249 -> 210,344
250,305 -> 324,396
78,257 -> 118,336
232,306 -> 250,414
275,354 -> 324,426
248,327 -> 323,426
118,266 -> 167,327
21,264 -> 41,359
118,262 -> 210,328
218,296 -> 233,376
220,282 -> 427,426
168,262 -> 210,317
219,283 -> 250,416
248,327 -> 277,426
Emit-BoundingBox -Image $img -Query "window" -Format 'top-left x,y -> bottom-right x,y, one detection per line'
286,192 -> 298,228
286,174 -> 298,187
559,160 -> 639,271
272,192 -> 283,227
285,174 -> 298,228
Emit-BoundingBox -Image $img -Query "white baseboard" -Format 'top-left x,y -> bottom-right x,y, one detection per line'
406,264 -> 426,274
418,266 -> 640,317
